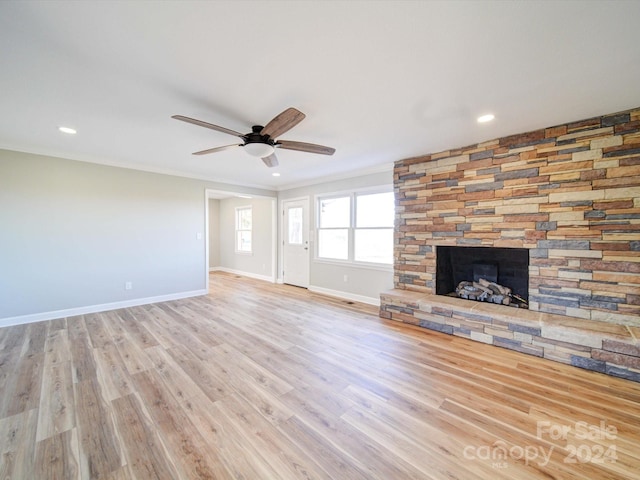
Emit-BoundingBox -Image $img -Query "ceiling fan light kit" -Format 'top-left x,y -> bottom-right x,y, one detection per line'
243,142 -> 275,158
172,107 -> 335,168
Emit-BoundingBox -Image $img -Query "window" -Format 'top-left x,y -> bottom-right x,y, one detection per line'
317,189 -> 394,266
355,191 -> 394,263
318,196 -> 350,260
235,206 -> 252,253
288,206 -> 303,245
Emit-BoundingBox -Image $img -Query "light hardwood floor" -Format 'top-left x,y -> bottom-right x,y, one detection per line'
1,271 -> 639,479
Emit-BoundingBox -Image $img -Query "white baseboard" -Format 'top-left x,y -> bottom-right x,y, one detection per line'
210,267 -> 275,283
308,285 -> 380,306
0,289 -> 208,328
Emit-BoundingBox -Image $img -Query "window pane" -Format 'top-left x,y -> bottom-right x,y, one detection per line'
355,228 -> 393,264
288,207 -> 303,245
237,208 -> 252,229
356,192 -> 394,228
235,206 -> 252,253
319,197 -> 350,228
318,229 -> 348,260
237,231 -> 251,252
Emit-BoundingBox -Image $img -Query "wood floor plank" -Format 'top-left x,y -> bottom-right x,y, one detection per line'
164,343 -> 234,403
93,342 -> 134,402
103,314 -> 155,376
184,393 -> 283,480
74,378 -> 122,479
68,325 -> 98,385
0,352 -> 44,419
203,345 -> 295,426
313,345 -> 447,409
216,392 -> 332,480
0,324 -> 27,353
341,404 -> 487,480
277,414 -> 372,480
151,304 -> 217,355
20,322 -> 47,357
211,342 -> 294,397
1,271 -> 639,479
113,308 -> 159,350
83,313 -> 113,349
131,369 -> 228,479
33,428 -> 80,480
36,328 -> 75,442
0,408 -> 38,479
143,345 -> 207,406
111,393 -> 180,480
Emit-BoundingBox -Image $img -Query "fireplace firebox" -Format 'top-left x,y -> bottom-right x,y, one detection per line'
436,246 -> 529,307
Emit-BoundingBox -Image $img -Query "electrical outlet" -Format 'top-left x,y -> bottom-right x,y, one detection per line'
125,281 -> 133,290
343,275 -> 348,282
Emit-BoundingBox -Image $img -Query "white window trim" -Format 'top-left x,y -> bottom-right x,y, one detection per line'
314,186 -> 394,268
235,205 -> 253,255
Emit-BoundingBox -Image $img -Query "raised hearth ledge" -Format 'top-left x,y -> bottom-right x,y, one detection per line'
380,289 -> 640,383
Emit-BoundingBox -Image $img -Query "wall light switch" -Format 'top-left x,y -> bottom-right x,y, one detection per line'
125,281 -> 133,290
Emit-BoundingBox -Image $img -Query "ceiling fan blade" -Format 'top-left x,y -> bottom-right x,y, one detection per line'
277,140 -> 336,155
260,108 -> 305,139
193,144 -> 241,155
262,153 -> 279,168
172,115 -> 244,138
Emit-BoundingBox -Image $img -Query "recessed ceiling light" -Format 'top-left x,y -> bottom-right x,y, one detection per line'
272,172 -> 280,177
477,114 -> 495,123
58,126 -> 77,134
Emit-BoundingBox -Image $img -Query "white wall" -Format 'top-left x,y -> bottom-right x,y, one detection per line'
217,196 -> 275,280
277,169 -> 394,304
0,149 -> 275,324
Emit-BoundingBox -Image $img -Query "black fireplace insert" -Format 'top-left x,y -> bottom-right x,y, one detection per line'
436,246 -> 529,305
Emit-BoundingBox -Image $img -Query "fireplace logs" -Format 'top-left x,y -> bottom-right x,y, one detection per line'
456,278 -> 512,305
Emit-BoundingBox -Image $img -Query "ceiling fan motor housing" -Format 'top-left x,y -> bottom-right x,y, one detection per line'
244,125 -> 276,147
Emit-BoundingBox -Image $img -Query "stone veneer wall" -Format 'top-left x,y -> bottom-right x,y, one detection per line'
393,106 -> 640,327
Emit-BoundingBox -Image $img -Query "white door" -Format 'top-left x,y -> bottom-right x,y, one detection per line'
283,198 -> 309,287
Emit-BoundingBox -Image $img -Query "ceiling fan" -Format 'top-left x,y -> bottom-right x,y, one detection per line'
172,107 -> 335,168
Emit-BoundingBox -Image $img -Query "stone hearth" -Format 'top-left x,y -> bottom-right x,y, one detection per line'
381,106 -> 640,382
380,289 -> 640,382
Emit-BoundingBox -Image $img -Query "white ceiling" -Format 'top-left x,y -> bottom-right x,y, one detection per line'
1,1 -> 640,190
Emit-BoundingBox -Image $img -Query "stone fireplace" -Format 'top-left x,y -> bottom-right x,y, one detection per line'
380,106 -> 640,382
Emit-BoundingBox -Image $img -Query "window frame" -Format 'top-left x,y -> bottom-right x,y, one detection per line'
235,205 -> 253,254
315,186 -> 394,270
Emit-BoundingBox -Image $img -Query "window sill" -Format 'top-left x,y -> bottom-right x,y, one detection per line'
313,258 -> 393,273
